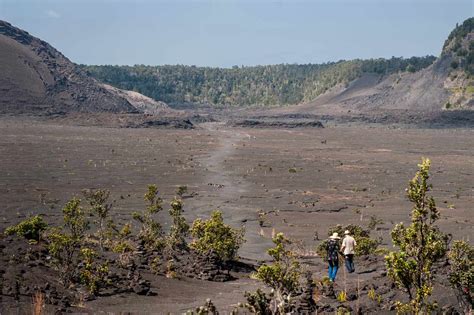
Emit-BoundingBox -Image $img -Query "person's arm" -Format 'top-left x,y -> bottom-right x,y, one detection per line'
341,238 -> 346,252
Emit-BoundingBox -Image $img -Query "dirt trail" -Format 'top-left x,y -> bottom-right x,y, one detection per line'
188,122 -> 273,261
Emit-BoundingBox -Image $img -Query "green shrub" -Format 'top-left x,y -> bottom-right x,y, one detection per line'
448,240 -> 473,311
83,189 -> 112,250
168,198 -> 190,250
255,232 -> 301,314
46,197 -> 90,285
47,227 -> 78,284
356,237 -> 379,256
385,158 -> 449,314
317,223 -> 379,257
176,185 -> 188,197
132,185 -> 165,250
111,222 -> 134,254
62,197 -> 89,241
337,290 -> 347,302
79,247 -> 110,295
4,215 -> 48,241
190,210 -> 244,261
241,289 -> 272,314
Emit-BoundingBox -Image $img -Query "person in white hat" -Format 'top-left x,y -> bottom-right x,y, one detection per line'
341,230 -> 356,273
326,232 -> 341,282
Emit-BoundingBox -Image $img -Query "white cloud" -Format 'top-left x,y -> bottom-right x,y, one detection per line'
45,10 -> 61,19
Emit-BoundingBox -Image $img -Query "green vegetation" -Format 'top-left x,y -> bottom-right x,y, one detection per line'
448,240 -> 473,312
83,189 -> 113,251
81,56 -> 435,107
337,290 -> 347,302
132,184 -> 165,250
254,232 -> 301,313
240,289 -> 273,314
4,215 -> 48,242
176,185 -> 188,197
385,158 -> 450,314
79,247 -> 110,294
317,223 -> 380,258
47,197 -> 90,285
190,210 -> 244,261
167,198 -> 190,250
443,18 -> 474,76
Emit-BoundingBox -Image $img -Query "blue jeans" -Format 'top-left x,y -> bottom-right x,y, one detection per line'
328,260 -> 338,281
345,254 -> 355,273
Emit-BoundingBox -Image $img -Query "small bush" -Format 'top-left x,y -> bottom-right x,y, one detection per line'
46,197 -> 90,285
317,224 -> 379,257
132,185 -> 165,250
176,185 -> 188,197
448,240 -> 473,311
62,198 -> 89,241
356,237 -> 379,255
83,189 -> 112,250
167,198 -> 189,250
4,215 -> 48,241
255,233 -> 301,313
385,158 -> 449,314
79,247 -> 109,294
241,289 -> 272,314
190,210 -> 244,261
47,227 -> 78,284
337,290 -> 347,302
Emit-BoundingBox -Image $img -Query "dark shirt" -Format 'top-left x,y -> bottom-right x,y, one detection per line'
326,238 -> 340,262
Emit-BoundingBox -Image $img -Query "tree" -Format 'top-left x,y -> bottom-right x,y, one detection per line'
47,197 -> 90,285
448,240 -> 473,312
132,184 -> 164,250
190,210 -> 244,261
385,158 -> 450,314
167,198 -> 189,250
83,189 -> 113,251
255,232 -> 301,314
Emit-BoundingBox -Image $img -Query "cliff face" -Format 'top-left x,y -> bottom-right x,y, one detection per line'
441,18 -> 474,109
296,19 -> 473,115
0,20 -> 137,114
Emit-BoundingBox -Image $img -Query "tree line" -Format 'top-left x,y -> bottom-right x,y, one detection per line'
80,56 -> 436,107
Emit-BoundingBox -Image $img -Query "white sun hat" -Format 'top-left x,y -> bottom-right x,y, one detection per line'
329,232 -> 340,239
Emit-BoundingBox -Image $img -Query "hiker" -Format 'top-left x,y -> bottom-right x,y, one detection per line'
341,230 -> 356,273
326,232 -> 341,282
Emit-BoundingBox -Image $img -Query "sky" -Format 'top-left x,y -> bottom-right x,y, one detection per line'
0,0 -> 472,67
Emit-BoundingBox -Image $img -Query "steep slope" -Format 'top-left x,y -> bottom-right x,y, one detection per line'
294,18 -> 473,114
295,57 -> 451,115
101,84 -> 169,115
0,20 -> 155,115
442,18 -> 474,109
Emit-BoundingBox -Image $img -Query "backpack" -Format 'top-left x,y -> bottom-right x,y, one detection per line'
327,239 -> 339,261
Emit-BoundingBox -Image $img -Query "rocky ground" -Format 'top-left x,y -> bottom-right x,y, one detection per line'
0,117 -> 472,314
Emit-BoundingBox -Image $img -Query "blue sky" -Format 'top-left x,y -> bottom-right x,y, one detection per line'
0,0 -> 472,67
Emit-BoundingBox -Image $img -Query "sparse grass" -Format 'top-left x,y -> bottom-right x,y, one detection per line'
368,288 -> 376,300
465,85 -> 474,94
337,290 -> 347,302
